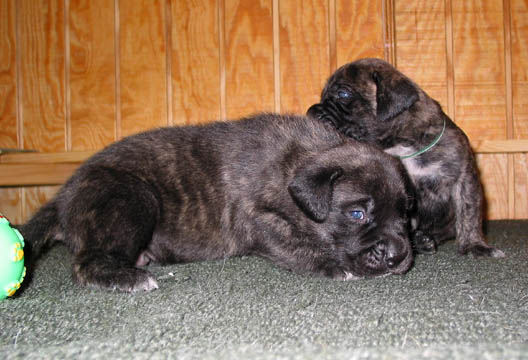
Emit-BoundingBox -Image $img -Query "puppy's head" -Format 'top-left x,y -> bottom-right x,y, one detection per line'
307,58 -> 419,145
288,142 -> 413,278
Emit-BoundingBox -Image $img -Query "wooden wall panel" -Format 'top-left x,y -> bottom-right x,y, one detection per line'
511,0 -> 528,138
451,0 -> 510,219
477,154 -> 509,219
394,0 -> 448,108
0,188 -> 22,224
279,0 -> 329,113
18,1 -> 67,224
452,0 -> 506,141
119,0 -> 167,137
0,0 -> 22,224
513,153 -> 528,218
171,0 -> 220,125
0,0 -> 17,149
336,0 -> 385,67
1,0 -> 527,222
22,186 -> 60,224
224,0 -> 274,119
511,0 -> 528,218
19,0 -> 66,152
69,0 -> 116,150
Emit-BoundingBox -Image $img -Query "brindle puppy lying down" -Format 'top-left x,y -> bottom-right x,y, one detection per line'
307,58 -> 504,258
20,113 -> 413,292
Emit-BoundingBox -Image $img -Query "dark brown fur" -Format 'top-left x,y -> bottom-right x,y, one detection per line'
307,58 -> 504,258
20,113 -> 413,292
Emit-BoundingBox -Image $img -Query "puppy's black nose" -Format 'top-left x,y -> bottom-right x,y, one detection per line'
385,253 -> 406,269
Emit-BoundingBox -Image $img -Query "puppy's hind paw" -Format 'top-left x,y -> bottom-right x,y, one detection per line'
131,275 -> 159,292
343,271 -> 361,281
458,243 -> 505,258
73,261 -> 160,293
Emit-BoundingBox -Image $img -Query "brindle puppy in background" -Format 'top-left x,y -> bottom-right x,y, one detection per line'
308,58 -> 504,258
20,113 -> 413,292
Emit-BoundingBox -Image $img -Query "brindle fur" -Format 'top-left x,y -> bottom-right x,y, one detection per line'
307,58 -> 504,258
20,113 -> 413,292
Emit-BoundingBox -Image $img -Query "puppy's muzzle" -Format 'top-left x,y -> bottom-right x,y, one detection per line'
377,239 -> 413,274
360,238 -> 412,276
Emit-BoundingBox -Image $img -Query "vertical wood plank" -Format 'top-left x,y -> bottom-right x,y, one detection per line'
0,0 -> 21,223
171,0 -> 220,125
445,0 -> 455,120
511,0 -> 528,138
336,0 -> 385,66
394,0 -> 448,108
511,0 -> 528,218
0,0 -> 18,148
19,0 -> 66,152
0,188 -> 22,224
513,154 -> 528,218
452,0 -> 509,220
224,0 -> 274,119
503,0 -> 515,219
476,154 -> 509,220
119,0 -> 167,137
19,0 -> 66,222
279,0 -> 330,113
452,0 -> 506,140
69,0 -> 116,150
23,186 -> 60,222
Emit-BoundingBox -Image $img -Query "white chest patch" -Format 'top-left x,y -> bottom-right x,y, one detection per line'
385,145 -> 442,179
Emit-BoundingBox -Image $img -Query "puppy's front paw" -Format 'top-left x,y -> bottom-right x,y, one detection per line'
412,232 -> 437,255
458,243 -> 505,258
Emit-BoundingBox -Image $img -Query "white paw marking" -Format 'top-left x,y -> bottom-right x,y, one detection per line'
343,272 -> 360,281
133,277 -> 159,292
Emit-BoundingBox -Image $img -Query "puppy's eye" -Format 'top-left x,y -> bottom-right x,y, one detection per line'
337,90 -> 351,100
348,210 -> 364,220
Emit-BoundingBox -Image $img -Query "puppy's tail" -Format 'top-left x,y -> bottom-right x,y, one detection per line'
15,200 -> 63,263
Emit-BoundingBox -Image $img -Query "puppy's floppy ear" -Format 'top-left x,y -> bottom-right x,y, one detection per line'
288,163 -> 343,222
372,71 -> 419,122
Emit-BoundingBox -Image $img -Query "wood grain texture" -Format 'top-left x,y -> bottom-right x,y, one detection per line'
336,0 -> 385,66
0,2 -> 20,226
69,0 -> 116,150
476,154 -> 509,220
452,0 -> 506,140
0,0 -> 17,149
511,0 -> 528,138
0,189 -> 22,224
171,0 -> 220,125
514,154 -> 528,218
19,0 -> 66,152
119,0 -> 167,137
23,186 -> 59,221
0,151 -> 94,164
511,0 -> 528,218
279,0 -> 329,113
0,0 -> 527,220
394,0 -> 448,108
224,0 -> 274,119
0,163 -> 80,186
473,139 -> 528,153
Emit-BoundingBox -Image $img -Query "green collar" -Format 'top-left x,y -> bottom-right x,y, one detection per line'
398,118 -> 446,160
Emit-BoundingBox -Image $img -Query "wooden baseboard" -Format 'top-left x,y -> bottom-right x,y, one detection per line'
1,140 -> 527,187
472,139 -> 528,153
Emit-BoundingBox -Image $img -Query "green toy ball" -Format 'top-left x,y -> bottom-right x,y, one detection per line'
0,213 -> 26,300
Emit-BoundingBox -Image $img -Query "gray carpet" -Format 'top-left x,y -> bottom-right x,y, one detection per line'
1,221 -> 527,359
